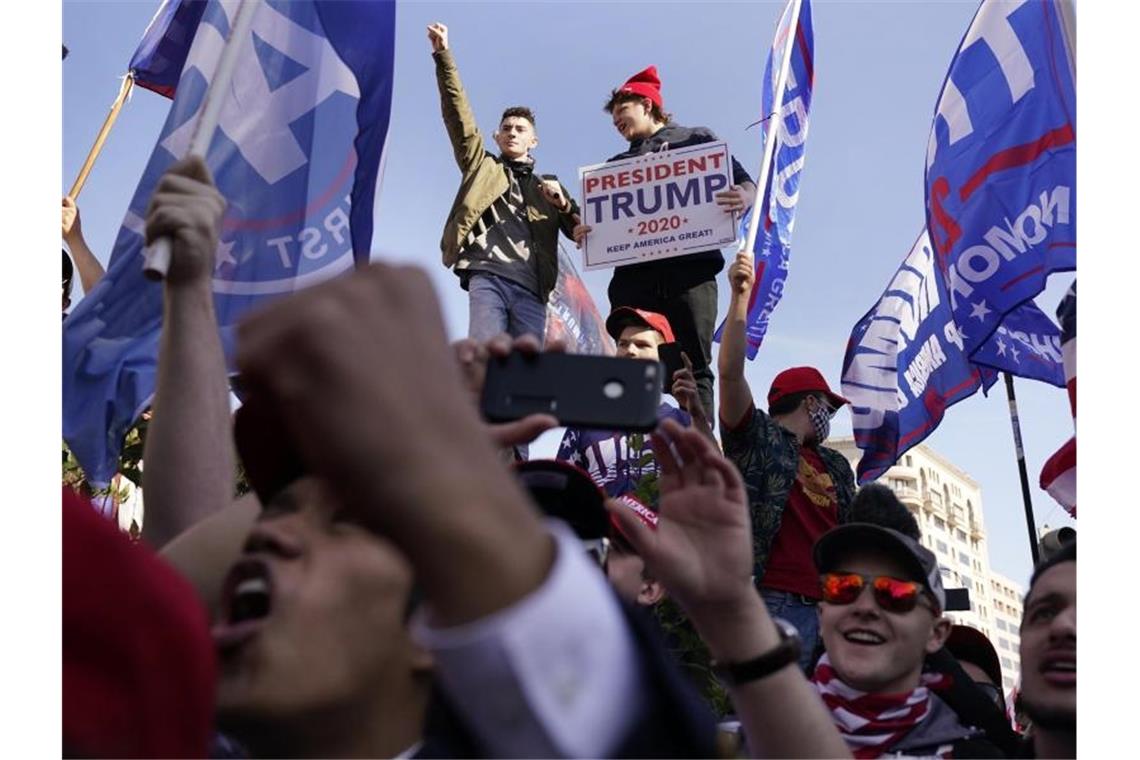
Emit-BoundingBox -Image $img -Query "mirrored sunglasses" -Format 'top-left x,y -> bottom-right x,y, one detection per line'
820,572 -> 932,614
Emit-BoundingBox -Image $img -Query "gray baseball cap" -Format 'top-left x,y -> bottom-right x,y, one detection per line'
813,523 -> 946,611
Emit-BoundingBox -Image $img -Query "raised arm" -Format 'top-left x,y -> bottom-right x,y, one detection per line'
62,196 -> 106,294
428,23 -> 487,173
140,156 -> 234,549
611,419 -> 851,758
718,251 -> 757,428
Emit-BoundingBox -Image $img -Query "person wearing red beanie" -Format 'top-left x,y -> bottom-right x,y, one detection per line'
573,65 -> 757,420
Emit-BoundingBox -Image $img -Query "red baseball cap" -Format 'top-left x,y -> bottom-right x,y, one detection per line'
609,493 -> 658,550
63,488 -> 216,758
616,65 -> 663,110
606,307 -> 675,344
514,460 -> 609,540
767,366 -> 850,411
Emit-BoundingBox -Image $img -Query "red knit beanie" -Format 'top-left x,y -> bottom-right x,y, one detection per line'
617,65 -> 663,110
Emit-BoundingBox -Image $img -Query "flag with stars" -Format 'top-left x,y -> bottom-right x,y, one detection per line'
712,0 -> 814,359
970,300 -> 1065,387
63,0 -> 395,485
924,0 -> 1075,358
841,229 -> 997,483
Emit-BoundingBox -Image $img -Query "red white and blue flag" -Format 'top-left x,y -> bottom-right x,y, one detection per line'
1039,281 -> 1075,516
713,0 -> 814,359
924,0 -> 1075,357
845,0 -> 1075,481
63,0 -> 396,485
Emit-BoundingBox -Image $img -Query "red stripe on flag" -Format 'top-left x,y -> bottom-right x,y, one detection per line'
959,124 -> 1075,202
1000,265 -> 1044,292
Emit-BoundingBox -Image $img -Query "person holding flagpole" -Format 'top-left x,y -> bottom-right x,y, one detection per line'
718,250 -> 856,672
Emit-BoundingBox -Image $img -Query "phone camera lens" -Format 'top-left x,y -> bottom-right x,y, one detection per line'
603,380 -> 624,400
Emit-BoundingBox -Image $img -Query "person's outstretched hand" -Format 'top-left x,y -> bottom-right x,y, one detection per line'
608,417 -> 753,618
427,22 -> 448,53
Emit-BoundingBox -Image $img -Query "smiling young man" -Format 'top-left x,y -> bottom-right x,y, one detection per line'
429,22 -> 579,343
573,66 -> 756,417
811,523 -> 1003,757
1017,541 -> 1076,758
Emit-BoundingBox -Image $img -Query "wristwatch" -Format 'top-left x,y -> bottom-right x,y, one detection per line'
711,618 -> 801,685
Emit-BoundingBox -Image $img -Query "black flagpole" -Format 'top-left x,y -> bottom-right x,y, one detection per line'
1003,373 -> 1041,566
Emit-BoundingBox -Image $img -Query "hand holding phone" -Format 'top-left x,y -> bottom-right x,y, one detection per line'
481,350 -> 662,432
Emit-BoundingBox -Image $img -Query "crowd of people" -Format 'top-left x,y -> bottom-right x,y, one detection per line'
62,20 -> 1077,759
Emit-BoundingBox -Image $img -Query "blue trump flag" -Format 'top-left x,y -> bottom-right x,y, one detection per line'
970,300 -> 1065,387
841,231 -> 997,483
713,0 -> 814,358
925,0 -> 1075,358
63,0 -> 395,485
129,0 -> 208,97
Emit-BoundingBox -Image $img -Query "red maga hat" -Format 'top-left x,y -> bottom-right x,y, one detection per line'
606,307 -> 676,344
617,65 -> 663,110
767,366 -> 850,410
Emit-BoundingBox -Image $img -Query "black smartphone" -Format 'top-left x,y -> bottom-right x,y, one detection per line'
482,351 -> 662,432
658,342 -> 686,394
233,396 -> 304,505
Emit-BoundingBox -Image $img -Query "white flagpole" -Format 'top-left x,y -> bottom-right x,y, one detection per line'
143,0 -> 261,281
742,0 -> 803,258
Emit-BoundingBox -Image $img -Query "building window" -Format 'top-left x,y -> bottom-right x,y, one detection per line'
956,529 -> 967,542
959,550 -> 970,565
996,619 -> 1008,631
1004,676 -> 1015,690
960,574 -> 971,589
999,638 -> 1010,651
1001,657 -> 1014,670
934,516 -> 946,530
936,540 -> 949,554
905,455 -> 913,467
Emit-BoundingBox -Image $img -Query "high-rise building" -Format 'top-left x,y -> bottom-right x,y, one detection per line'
830,437 -> 1022,693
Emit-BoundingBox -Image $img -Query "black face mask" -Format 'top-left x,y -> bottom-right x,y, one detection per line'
807,397 -> 831,444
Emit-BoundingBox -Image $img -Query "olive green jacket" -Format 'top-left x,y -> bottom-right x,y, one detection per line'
433,49 -> 578,302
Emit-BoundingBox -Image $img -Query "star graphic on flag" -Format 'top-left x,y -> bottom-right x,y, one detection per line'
1010,345 -> 1021,364
995,337 -> 1007,356
215,239 -> 237,270
969,300 -> 991,322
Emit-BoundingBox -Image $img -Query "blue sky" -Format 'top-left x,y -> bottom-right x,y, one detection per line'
62,0 -> 1077,585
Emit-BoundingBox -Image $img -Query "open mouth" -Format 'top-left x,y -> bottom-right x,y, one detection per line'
1040,653 -> 1076,684
214,559 -> 274,652
842,629 -> 886,646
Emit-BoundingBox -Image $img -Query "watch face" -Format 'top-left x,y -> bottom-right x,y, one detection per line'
773,616 -> 801,642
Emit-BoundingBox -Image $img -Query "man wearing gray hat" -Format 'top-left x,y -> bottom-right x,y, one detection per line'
810,524 -> 1004,757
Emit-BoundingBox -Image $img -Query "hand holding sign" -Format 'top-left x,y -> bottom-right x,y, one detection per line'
572,223 -> 591,249
714,184 -> 753,215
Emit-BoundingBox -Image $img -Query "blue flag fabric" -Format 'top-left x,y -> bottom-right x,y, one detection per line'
129,0 -> 208,97
63,0 -> 395,485
924,0 -> 1075,358
713,0 -> 814,358
970,300 -> 1064,387
841,231 -> 997,483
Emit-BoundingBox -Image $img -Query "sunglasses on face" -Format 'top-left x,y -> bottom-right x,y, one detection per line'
820,572 -> 935,614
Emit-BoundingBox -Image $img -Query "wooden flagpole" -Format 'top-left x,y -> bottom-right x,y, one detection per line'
67,74 -> 135,200
143,0 -> 261,281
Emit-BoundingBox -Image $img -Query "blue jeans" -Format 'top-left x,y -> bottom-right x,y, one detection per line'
760,589 -> 822,674
468,272 -> 547,343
